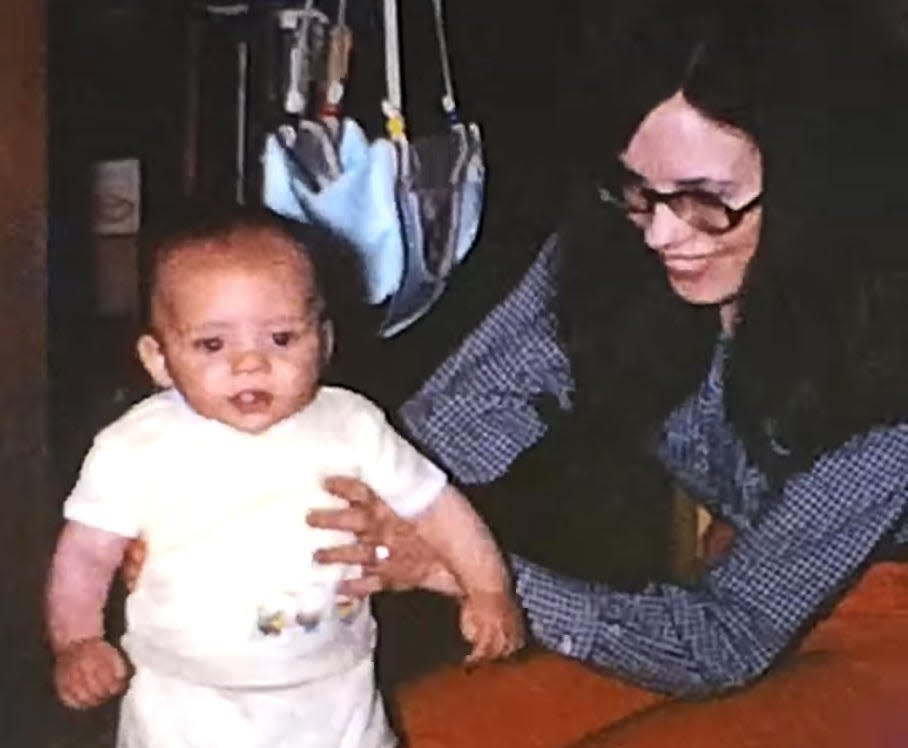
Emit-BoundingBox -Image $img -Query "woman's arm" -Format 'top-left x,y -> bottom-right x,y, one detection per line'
398,234 -> 574,485
515,423 -> 908,696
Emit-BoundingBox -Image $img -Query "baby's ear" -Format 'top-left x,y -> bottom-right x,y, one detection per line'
319,319 -> 335,368
136,334 -> 174,388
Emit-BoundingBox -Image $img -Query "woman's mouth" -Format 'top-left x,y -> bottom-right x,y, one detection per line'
229,390 -> 274,414
660,253 -> 712,275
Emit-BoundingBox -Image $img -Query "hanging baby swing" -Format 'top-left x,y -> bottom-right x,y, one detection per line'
262,0 -> 485,337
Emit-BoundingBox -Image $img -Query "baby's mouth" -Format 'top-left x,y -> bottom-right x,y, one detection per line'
229,390 -> 274,414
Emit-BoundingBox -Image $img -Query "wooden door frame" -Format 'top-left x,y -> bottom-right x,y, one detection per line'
0,1 -> 49,741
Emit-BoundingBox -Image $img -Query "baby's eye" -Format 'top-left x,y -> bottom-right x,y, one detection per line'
271,331 -> 299,347
193,337 -> 224,353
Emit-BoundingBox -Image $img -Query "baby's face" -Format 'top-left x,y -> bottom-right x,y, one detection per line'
142,231 -> 326,434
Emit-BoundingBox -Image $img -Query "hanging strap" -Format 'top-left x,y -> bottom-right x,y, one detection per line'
430,0 -> 460,123
382,0 -> 406,141
382,0 -> 468,139
320,0 -> 353,120
283,0 -> 317,115
382,0 -> 465,137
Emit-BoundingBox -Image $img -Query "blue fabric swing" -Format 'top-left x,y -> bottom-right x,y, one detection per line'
262,0 -> 485,337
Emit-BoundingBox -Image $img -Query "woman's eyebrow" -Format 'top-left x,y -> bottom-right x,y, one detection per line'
617,162 -> 646,183
674,177 -> 734,192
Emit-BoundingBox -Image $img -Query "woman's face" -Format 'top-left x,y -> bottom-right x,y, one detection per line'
620,91 -> 763,305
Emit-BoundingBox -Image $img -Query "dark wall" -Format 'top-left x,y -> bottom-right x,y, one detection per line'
48,0 -> 189,481
0,2 -> 49,743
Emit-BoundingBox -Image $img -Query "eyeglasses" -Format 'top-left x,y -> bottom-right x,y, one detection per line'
599,177 -> 762,236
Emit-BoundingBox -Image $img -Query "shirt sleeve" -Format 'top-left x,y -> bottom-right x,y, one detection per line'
513,423 -> 908,695
63,433 -> 142,538
398,234 -> 574,485
655,337 -> 767,526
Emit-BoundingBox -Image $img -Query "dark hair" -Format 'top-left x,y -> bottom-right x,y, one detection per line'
140,201 -> 362,317
559,0 -> 908,484
138,201 -> 370,377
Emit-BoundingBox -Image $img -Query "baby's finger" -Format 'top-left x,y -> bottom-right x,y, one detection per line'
484,626 -> 508,660
82,662 -> 113,705
105,673 -> 128,699
502,633 -> 522,657
460,615 -> 479,644
122,535 -> 147,590
464,641 -> 484,666
511,627 -> 527,654
489,623 -> 513,658
500,621 -> 524,654
56,675 -> 82,710
465,639 -> 494,665
126,535 -> 147,565
95,653 -> 127,698
60,687 -> 87,710
463,626 -> 496,664
64,672 -> 95,710
110,650 -> 129,682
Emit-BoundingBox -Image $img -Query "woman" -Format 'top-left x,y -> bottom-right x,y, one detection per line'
309,1 -> 907,743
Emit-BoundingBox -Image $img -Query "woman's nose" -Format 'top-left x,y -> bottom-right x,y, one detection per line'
231,349 -> 271,374
643,202 -> 693,250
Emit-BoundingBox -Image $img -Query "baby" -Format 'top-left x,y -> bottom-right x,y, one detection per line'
45,206 -> 523,748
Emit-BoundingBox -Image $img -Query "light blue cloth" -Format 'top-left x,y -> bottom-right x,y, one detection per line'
263,119 -> 403,304
262,116 -> 485,334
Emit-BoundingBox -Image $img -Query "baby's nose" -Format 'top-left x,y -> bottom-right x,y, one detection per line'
231,349 -> 271,374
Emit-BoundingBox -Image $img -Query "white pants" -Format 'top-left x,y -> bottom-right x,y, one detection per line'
116,658 -> 396,748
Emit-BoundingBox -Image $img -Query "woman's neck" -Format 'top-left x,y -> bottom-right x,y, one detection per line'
719,299 -> 739,334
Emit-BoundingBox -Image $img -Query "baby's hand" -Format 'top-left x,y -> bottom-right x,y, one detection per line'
53,638 -> 129,710
121,535 -> 147,592
459,590 -> 526,665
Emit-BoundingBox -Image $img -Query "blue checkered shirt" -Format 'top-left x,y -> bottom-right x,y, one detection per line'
400,235 -> 908,696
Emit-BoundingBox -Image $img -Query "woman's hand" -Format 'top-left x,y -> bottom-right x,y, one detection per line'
119,478 -> 462,599
309,476 -> 462,598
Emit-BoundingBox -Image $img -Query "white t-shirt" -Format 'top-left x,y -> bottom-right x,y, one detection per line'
64,386 -> 447,686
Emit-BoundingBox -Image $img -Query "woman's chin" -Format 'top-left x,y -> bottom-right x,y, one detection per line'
667,273 -> 738,306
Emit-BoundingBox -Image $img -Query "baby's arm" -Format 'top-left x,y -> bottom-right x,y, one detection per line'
411,485 -> 525,662
46,521 -> 131,709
